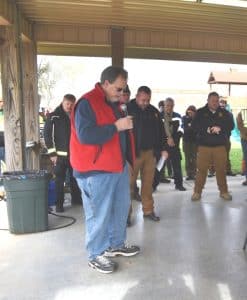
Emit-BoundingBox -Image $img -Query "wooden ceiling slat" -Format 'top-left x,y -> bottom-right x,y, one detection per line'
15,0 -> 247,36
17,5 -> 247,19
15,6 -> 247,23
19,8 -> 247,26
17,0 -> 112,4
15,8 -> 247,28
32,22 -> 247,37
16,0 -> 247,15
17,13 -> 247,33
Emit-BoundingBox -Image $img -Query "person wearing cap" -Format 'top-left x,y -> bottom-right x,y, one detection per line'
182,105 -> 197,180
191,92 -> 234,201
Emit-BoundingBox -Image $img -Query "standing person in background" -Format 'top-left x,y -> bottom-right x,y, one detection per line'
152,100 -> 170,192
70,66 -> 140,274
158,100 -> 164,114
120,85 -> 142,224
219,98 -> 236,176
44,94 -> 82,212
119,84 -> 131,105
236,111 -> 247,186
182,105 -> 197,180
191,92 -> 234,201
128,86 -> 167,222
157,100 -> 171,185
163,97 -> 186,191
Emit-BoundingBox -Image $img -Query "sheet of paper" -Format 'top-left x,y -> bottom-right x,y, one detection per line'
156,156 -> 166,172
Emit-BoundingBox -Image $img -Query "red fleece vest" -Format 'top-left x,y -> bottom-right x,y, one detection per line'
70,83 -> 134,173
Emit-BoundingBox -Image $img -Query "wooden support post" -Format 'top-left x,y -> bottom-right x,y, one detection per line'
0,2 -> 26,171
0,1 -> 40,171
111,27 -> 124,67
22,33 -> 40,170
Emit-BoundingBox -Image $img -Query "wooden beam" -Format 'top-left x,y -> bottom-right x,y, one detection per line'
35,24 -> 110,45
34,23 -> 247,64
37,42 -> 247,64
20,17 -> 33,41
111,27 -> 124,67
14,0 -> 247,36
0,0 -> 13,25
0,0 -> 32,41
125,47 -> 247,65
34,23 -> 247,56
125,29 -> 247,55
37,43 -> 110,57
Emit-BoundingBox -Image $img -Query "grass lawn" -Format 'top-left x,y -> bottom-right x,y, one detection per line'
228,148 -> 242,174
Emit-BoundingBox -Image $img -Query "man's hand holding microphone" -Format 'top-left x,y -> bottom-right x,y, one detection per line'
114,103 -> 133,132
115,116 -> 133,131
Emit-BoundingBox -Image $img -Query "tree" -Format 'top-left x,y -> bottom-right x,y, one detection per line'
37,59 -> 56,108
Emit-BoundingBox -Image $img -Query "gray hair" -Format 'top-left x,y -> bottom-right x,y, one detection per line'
164,97 -> 175,105
100,66 -> 128,84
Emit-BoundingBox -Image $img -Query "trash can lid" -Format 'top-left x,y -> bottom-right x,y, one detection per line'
1,170 -> 50,180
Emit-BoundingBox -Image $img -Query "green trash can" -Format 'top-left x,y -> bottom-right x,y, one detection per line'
3,170 -> 49,234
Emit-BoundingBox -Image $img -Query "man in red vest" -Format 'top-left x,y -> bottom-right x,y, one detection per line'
70,66 -> 140,274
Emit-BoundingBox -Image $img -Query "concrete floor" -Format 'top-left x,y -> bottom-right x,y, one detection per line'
1,175 -> 247,300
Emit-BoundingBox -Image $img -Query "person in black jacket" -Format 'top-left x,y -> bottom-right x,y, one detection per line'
44,94 -> 81,212
182,105 -> 197,180
127,86 -> 168,222
120,85 -> 142,207
191,91 -> 234,201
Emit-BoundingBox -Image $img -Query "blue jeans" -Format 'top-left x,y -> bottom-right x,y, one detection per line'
76,164 -> 130,260
241,139 -> 247,178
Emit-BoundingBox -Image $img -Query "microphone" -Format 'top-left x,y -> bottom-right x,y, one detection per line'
120,103 -> 128,117
119,103 -> 133,132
